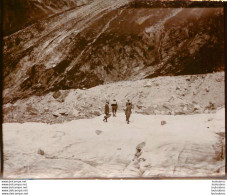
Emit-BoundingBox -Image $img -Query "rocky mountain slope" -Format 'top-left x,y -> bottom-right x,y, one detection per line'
3,1 -> 224,104
2,0 -> 225,179
3,0 -> 94,36
3,72 -> 224,124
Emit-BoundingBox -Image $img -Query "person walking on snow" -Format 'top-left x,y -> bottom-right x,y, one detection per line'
125,100 -> 132,124
103,101 -> 110,122
111,99 -> 118,117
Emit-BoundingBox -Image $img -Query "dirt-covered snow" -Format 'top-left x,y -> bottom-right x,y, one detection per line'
3,108 -> 225,178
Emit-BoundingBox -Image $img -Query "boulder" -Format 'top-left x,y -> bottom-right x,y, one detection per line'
163,103 -> 171,110
206,101 -> 215,110
143,107 -> 154,115
144,82 -> 152,87
139,158 -> 146,162
26,106 -> 38,115
136,105 -> 143,109
58,109 -> 68,115
95,130 -> 102,135
168,95 -> 176,103
57,98 -> 65,103
193,104 -> 202,113
53,91 -> 61,99
52,112 -> 59,117
136,142 -> 146,150
161,121 -> 166,125
175,111 -> 186,115
183,106 -> 188,112
205,87 -> 210,92
37,148 -> 44,155
93,111 -> 101,116
193,104 -> 201,111
216,77 -> 222,82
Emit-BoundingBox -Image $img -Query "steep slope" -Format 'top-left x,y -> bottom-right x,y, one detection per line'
3,0 -> 94,36
3,72 -> 224,124
3,2 -> 224,104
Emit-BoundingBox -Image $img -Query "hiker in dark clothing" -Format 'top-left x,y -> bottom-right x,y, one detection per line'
111,99 -> 118,117
103,101 -> 110,122
125,100 -> 132,124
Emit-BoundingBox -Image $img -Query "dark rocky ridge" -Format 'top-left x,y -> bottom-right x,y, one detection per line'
3,0 -> 94,36
3,0 -> 224,104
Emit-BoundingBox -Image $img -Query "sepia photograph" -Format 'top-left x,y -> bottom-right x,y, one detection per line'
1,0 -> 225,179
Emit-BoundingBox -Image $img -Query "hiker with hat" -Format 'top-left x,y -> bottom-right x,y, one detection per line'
111,99 -> 118,117
103,100 -> 110,122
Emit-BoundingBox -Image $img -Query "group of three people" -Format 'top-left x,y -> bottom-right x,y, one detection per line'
103,99 -> 133,124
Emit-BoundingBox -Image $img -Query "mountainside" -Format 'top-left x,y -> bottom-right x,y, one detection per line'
3,1 -> 224,104
2,0 -> 225,179
3,72 -> 224,124
3,0 -> 94,36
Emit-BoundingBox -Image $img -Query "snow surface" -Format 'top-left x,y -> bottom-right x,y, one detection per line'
3,108 -> 225,178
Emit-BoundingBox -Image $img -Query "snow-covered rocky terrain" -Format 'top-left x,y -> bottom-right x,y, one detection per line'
2,71 -> 225,178
3,72 -> 224,124
3,108 -> 225,178
2,0 -> 225,179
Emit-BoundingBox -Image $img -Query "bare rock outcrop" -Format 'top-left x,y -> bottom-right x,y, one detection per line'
3,2 -> 224,104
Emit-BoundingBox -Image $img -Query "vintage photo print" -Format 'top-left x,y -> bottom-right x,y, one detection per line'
1,0 -> 226,178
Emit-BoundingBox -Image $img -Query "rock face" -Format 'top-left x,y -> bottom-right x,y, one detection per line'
3,0 -> 224,104
3,0 -> 94,36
